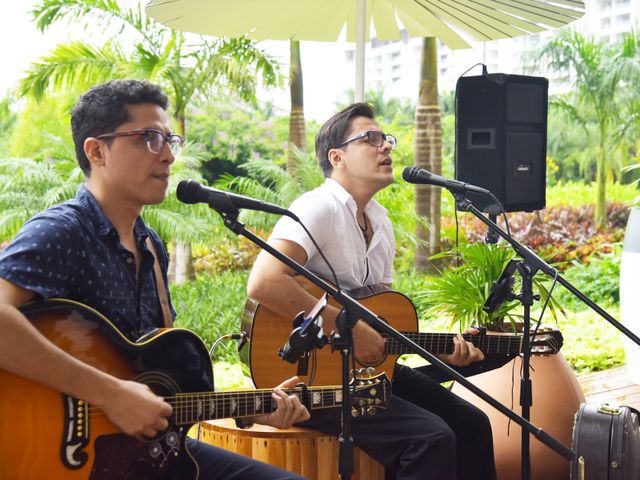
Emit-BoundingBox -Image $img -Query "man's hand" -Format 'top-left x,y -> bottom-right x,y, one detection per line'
254,376 -> 311,429
99,379 -> 173,438
437,329 -> 485,367
352,320 -> 385,364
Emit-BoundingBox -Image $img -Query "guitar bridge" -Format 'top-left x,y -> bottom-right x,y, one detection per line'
61,395 -> 90,469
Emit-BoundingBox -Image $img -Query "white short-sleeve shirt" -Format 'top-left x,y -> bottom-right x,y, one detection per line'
270,178 -> 395,290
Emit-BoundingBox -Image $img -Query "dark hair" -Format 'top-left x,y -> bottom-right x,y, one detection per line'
315,103 -> 375,177
70,79 -> 169,176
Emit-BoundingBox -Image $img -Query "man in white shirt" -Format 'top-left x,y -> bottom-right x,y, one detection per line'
248,103 -> 496,480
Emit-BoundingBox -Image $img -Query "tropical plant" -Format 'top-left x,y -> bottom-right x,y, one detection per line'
420,242 -> 564,332
0,156 -> 82,240
0,93 -> 17,156
215,148 -> 323,232
530,29 -> 640,229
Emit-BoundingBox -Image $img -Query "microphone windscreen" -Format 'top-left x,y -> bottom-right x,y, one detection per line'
176,179 -> 200,204
402,166 -> 418,183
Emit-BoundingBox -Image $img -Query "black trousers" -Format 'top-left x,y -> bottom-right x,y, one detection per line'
299,365 -> 497,480
187,438 -> 304,479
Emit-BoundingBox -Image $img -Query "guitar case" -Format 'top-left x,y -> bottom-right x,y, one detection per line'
571,402 -> 640,479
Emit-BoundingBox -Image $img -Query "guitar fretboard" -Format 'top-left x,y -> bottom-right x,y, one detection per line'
171,386 -> 344,425
384,333 -> 522,356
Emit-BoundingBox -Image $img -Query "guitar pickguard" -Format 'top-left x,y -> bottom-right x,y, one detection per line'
89,428 -> 189,480
61,395 -> 90,469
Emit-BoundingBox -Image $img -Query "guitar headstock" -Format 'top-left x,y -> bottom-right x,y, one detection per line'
531,327 -> 564,354
350,369 -> 391,417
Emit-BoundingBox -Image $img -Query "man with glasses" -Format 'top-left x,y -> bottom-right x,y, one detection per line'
0,79 -> 308,478
247,103 -> 497,479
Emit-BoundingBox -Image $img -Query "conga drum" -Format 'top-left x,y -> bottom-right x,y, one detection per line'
197,419 -> 384,480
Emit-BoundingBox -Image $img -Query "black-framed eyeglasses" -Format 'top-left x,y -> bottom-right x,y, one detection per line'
335,131 -> 397,150
96,128 -> 184,156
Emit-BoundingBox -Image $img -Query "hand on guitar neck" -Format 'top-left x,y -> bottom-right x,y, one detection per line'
436,330 -> 486,367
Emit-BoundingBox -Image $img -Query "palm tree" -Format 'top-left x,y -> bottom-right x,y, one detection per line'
22,0 -> 281,282
532,29 -> 640,229
413,37 -> 442,271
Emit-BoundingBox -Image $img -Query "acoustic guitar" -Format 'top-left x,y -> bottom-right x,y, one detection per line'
0,299 -> 391,479
241,277 -> 563,388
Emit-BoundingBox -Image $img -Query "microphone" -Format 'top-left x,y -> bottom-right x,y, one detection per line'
402,167 -> 490,195
176,179 -> 294,218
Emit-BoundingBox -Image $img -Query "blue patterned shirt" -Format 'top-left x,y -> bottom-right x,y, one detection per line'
0,184 -> 174,339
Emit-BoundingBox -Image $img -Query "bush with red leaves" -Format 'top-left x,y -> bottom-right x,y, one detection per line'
442,202 -> 630,269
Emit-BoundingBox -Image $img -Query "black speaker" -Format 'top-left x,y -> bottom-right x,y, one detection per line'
455,73 -> 548,213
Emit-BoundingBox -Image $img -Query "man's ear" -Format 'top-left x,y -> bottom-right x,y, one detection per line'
84,137 -> 106,168
327,148 -> 344,170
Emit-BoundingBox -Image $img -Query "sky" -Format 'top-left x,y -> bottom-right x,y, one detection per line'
0,1 -> 352,122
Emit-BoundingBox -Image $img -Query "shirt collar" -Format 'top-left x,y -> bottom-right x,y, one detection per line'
323,178 -> 388,226
75,184 -> 149,242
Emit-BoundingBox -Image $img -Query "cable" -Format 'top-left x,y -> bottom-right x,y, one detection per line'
297,220 -> 341,291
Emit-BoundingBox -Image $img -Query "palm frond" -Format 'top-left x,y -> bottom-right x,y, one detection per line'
19,41 -> 128,100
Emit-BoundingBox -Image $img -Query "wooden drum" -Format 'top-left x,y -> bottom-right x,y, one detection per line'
197,419 -> 384,480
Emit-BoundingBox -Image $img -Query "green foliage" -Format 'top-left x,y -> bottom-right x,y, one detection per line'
8,95 -> 73,159
420,243 -> 563,332
0,93 -> 17,156
23,0 -> 281,129
0,157 -> 82,240
171,270 -> 250,363
215,148 -> 323,231
557,308 -> 625,374
553,245 -> 622,311
546,181 -> 639,207
186,100 -> 287,184
528,29 -> 640,227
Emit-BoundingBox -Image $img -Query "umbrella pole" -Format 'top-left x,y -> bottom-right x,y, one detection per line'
355,0 -> 365,102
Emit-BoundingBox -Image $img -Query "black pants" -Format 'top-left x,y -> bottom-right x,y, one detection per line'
187,438 -> 304,479
299,365 -> 497,480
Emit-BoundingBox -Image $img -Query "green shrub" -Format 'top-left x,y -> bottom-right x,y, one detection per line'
546,181 -> 639,207
553,245 -> 622,310
558,308 -> 625,374
171,270 -> 249,363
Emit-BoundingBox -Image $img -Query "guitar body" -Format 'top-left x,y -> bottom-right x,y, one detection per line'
242,280 -> 419,388
0,299 -> 213,480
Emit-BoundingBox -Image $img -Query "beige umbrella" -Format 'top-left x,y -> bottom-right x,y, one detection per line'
146,0 -> 586,101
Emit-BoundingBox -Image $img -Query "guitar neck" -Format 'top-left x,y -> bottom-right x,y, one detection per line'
384,332 -> 522,356
170,386 -> 342,425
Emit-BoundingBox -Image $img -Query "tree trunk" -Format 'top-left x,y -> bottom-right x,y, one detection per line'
171,110 -> 195,284
288,39 -> 306,180
174,241 -> 195,285
595,122 -> 607,230
414,37 -> 442,272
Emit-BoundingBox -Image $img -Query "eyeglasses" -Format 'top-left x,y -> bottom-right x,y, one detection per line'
96,128 -> 184,156
335,131 -> 397,151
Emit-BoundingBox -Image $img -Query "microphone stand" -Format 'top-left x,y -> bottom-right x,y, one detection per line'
209,201 -> 577,478
454,192 -> 640,480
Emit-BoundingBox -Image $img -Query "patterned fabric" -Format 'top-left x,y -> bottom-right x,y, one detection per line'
0,184 -> 174,339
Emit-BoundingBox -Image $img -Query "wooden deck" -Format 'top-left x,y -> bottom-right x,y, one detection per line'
577,365 -> 640,410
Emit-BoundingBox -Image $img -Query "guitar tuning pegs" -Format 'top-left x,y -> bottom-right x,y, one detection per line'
366,407 -> 377,415
365,367 -> 376,375
351,408 -> 360,417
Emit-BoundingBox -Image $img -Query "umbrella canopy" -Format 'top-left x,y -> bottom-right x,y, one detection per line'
146,0 -> 586,101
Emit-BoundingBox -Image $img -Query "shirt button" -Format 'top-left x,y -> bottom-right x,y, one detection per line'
126,257 -> 133,264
